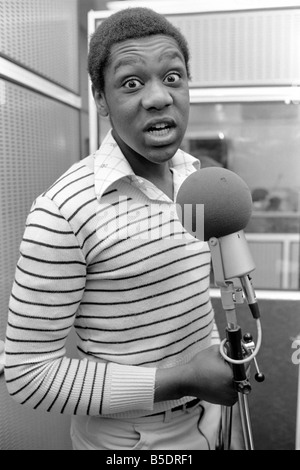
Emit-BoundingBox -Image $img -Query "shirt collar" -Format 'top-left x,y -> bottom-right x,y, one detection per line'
94,129 -> 200,200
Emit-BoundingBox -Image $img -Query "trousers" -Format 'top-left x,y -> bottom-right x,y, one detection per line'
70,401 -> 222,451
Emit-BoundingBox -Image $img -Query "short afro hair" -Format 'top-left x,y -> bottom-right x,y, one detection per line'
88,7 -> 191,92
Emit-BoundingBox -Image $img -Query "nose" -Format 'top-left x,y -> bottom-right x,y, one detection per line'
142,80 -> 173,110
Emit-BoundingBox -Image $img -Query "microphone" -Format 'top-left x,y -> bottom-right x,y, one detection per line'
176,167 -> 260,319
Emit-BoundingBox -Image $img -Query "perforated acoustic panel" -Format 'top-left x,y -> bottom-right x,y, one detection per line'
166,9 -> 300,87
0,79 -> 80,338
0,0 -> 79,93
93,8 -> 300,87
0,80 -> 80,449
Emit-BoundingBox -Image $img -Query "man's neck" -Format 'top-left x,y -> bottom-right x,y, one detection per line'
112,130 -> 174,199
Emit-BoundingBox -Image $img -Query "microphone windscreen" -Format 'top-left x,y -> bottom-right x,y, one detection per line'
176,167 -> 253,241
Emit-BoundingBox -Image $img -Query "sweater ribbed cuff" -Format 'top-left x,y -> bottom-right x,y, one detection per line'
101,363 -> 156,415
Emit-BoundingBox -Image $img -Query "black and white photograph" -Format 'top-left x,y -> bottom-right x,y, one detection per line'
0,0 -> 299,453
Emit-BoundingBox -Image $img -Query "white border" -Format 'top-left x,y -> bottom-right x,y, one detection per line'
0,57 -> 82,109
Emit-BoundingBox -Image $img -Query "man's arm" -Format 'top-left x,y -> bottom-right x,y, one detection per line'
4,196 -> 156,416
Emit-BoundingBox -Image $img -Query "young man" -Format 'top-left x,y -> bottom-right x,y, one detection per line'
5,8 -> 238,450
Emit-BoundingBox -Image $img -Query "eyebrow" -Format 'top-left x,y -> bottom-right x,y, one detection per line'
158,50 -> 185,63
113,50 -> 185,74
113,57 -> 145,73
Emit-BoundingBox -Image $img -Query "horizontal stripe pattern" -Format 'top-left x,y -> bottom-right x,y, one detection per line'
5,140 -> 219,418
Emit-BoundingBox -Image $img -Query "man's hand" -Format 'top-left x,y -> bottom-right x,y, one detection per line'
155,345 -> 238,407
183,345 -> 238,406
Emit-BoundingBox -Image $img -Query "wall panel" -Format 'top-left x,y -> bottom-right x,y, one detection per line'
0,0 -> 79,92
166,9 -> 300,88
0,80 -> 80,450
0,79 -> 80,336
0,0 -> 81,450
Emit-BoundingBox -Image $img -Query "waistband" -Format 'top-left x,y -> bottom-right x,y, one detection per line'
146,398 -> 201,417
119,399 -> 202,424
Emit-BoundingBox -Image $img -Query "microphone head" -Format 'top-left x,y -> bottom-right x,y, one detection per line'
176,167 -> 253,241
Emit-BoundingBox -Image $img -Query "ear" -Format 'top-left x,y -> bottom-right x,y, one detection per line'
92,86 -> 109,117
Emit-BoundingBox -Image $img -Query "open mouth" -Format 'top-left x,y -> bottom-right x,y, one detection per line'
147,122 -> 174,137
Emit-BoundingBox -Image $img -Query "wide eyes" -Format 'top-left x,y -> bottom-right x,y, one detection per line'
164,73 -> 181,84
123,73 -> 181,90
123,79 -> 142,90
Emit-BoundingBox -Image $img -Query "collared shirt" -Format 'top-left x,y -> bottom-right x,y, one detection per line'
5,130 -> 218,419
94,129 -> 200,203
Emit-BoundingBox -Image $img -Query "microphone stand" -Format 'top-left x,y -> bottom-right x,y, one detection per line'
209,237 -> 264,450
217,282 -> 254,450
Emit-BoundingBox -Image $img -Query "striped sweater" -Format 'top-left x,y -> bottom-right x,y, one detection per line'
5,130 -> 219,418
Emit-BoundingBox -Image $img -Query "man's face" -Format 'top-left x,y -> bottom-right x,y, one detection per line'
95,35 -> 190,164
